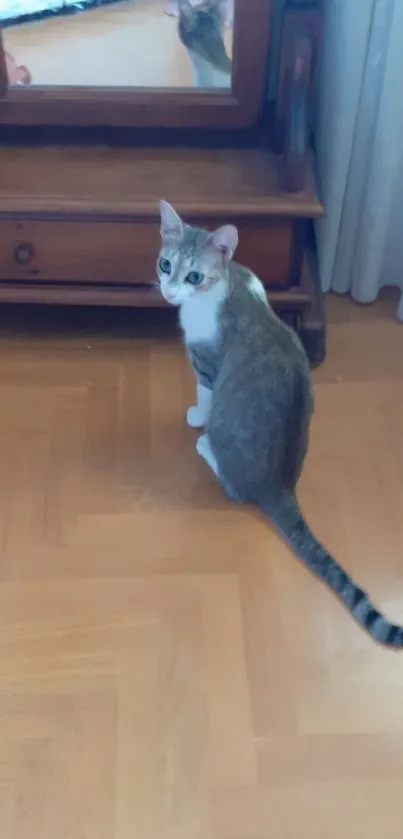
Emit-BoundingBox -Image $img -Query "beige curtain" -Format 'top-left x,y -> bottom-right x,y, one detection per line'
315,0 -> 403,319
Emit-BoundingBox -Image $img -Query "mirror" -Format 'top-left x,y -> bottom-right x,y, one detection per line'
1,0 -> 234,89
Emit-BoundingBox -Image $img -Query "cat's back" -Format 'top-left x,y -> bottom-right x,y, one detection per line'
224,260 -> 310,378
178,4 -> 231,75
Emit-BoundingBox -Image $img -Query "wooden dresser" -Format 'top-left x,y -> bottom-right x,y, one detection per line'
0,142 -> 324,363
0,0 -> 325,363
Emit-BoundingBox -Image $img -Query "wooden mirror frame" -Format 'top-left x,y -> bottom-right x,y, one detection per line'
0,0 -> 271,129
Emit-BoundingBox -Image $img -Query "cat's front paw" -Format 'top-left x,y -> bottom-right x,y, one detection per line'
186,406 -> 206,428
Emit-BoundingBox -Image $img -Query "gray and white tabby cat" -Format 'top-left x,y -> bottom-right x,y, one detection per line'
177,0 -> 231,88
157,199 -> 403,647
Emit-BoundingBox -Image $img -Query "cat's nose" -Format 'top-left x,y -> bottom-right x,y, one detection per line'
163,289 -> 176,304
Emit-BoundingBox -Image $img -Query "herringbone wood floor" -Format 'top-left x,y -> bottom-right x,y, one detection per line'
0,294 -> 403,839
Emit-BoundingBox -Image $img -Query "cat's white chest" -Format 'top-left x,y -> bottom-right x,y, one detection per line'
179,283 -> 226,345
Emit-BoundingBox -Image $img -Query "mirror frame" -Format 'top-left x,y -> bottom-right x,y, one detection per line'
0,0 -> 271,129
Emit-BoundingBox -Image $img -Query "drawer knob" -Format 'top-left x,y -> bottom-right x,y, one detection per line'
14,242 -> 34,265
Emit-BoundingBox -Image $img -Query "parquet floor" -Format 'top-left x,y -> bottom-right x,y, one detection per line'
0,294 -> 403,838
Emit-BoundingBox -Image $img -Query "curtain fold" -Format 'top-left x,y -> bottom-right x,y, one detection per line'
315,0 -> 403,318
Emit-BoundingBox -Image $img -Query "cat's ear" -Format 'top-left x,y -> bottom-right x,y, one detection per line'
159,200 -> 184,241
206,225 -> 238,265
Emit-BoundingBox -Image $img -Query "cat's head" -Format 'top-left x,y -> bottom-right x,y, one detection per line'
179,1 -> 226,30
157,200 -> 238,307
178,0 -> 224,14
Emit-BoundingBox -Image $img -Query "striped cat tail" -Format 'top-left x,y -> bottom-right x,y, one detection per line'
259,489 -> 403,647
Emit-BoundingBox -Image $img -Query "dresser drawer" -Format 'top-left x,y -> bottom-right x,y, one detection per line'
0,217 -> 293,288
0,219 -> 159,285
227,219 -> 293,287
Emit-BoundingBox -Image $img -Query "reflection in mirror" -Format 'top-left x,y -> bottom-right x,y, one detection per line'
1,0 -> 233,88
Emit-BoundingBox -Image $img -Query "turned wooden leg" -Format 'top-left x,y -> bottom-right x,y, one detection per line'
299,247 -> 326,368
273,2 -> 323,193
0,30 -> 8,96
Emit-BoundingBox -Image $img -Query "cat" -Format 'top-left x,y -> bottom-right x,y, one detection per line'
177,0 -> 232,89
156,199 -> 403,647
165,0 -> 234,29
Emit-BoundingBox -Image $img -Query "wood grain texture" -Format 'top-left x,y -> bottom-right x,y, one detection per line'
0,217 -> 293,288
0,145 -> 323,218
0,291 -> 402,837
0,28 -> 7,97
0,282 -> 311,308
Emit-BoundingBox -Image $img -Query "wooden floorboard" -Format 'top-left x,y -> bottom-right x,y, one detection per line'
0,291 -> 402,838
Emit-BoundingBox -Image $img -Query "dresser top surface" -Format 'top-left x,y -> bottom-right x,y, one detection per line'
0,145 -> 323,219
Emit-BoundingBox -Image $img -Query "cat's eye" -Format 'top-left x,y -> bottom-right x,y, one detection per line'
158,257 -> 171,275
185,271 -> 204,286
